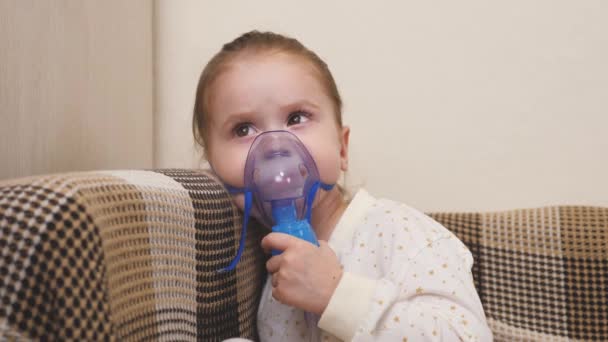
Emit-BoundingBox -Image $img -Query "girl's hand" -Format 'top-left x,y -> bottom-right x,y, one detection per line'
261,232 -> 343,316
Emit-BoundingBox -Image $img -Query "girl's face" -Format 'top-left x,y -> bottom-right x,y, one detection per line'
205,52 -> 349,209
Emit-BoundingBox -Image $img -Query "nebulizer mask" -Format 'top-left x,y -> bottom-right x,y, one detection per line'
218,130 -> 334,272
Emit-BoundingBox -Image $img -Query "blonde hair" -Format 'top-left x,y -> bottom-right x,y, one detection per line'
192,30 -> 343,156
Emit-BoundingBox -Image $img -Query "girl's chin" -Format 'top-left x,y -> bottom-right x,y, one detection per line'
231,193 -> 245,211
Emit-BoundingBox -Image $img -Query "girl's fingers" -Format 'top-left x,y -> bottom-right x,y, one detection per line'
271,274 -> 279,288
266,255 -> 282,273
261,232 -> 300,253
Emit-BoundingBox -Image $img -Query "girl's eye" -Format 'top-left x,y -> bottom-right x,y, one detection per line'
287,111 -> 310,126
234,123 -> 255,137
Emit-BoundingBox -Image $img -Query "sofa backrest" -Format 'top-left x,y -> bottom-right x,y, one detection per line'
430,208 -> 607,341
0,169 -> 266,341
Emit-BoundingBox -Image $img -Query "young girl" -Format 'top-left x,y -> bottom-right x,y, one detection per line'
193,31 -> 492,341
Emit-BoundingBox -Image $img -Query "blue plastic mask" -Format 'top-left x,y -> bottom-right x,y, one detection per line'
218,130 -> 333,272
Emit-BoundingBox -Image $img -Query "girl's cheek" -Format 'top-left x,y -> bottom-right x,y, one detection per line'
310,149 -> 341,185
211,143 -> 250,186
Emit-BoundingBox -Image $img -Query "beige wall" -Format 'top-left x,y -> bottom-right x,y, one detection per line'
155,0 -> 608,212
0,0 -> 154,180
3,1 -> 606,211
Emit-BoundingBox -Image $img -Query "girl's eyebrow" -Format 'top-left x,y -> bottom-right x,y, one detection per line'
280,100 -> 320,112
220,111 -> 257,130
219,99 -> 321,130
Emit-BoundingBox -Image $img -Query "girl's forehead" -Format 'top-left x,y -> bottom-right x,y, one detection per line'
208,52 -> 328,113
229,51 -> 321,79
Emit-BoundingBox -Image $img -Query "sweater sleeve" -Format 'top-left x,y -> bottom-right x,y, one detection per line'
318,214 -> 492,341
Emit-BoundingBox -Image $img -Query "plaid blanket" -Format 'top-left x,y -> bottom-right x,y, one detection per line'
1,169 -> 606,341
0,169 -> 266,341
430,207 -> 607,341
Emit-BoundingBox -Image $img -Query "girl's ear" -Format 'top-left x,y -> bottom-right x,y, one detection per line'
339,126 -> 350,172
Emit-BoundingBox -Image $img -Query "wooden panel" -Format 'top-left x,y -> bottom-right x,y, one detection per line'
0,0 -> 153,180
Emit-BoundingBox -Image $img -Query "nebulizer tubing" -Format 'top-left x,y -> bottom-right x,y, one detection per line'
218,191 -> 253,273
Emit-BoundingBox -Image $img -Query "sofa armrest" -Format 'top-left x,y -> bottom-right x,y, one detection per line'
430,207 -> 608,341
0,169 -> 266,341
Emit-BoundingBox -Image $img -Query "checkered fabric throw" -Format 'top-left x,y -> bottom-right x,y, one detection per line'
0,169 -> 266,341
430,207 -> 608,341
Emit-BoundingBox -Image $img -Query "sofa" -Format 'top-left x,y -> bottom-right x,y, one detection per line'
0,169 -> 606,341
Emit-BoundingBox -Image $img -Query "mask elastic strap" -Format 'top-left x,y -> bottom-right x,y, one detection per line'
224,184 -> 246,195
218,190 -> 253,273
305,181 -> 334,223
